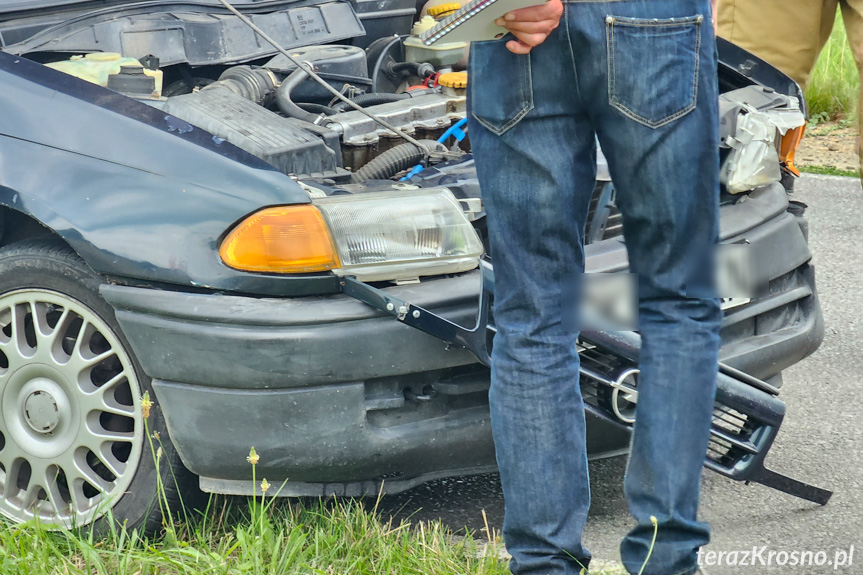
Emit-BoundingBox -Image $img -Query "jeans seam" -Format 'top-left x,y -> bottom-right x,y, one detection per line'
611,15 -> 704,27
606,18 -> 615,108
606,16 -> 702,129
691,18 -> 702,122
564,2 -> 584,108
471,52 -> 535,135
472,102 -> 534,136
611,101 -> 696,129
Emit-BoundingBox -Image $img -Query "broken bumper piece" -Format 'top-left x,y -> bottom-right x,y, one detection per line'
342,264 -> 833,505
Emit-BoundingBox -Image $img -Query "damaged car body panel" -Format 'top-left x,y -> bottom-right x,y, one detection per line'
0,52 -> 345,296
0,0 -> 829,530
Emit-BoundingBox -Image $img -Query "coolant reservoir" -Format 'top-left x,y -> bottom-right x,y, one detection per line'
46,53 -> 163,98
404,15 -> 468,67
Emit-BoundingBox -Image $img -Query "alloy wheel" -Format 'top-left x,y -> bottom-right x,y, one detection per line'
0,289 -> 144,527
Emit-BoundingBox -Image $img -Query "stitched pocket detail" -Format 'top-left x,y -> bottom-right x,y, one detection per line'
468,39 -> 535,136
606,15 -> 702,129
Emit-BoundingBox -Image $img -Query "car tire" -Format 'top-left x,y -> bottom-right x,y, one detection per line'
0,239 -> 199,534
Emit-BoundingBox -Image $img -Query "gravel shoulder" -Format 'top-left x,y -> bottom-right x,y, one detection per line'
797,121 -> 860,175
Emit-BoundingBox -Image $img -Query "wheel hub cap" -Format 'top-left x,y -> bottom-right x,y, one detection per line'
23,384 -> 62,434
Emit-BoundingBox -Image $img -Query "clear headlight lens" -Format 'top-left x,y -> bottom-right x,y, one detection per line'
314,188 -> 483,281
219,188 -> 483,281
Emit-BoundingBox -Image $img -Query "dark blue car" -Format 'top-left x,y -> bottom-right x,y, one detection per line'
0,0 -> 826,533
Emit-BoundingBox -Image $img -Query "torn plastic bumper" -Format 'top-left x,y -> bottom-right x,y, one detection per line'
719,86 -> 806,193
341,264 -> 833,505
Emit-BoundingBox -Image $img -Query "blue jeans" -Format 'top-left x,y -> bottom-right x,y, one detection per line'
466,1 -> 721,574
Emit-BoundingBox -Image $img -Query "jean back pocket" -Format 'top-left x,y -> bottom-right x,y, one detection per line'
468,39 -> 534,136
606,15 -> 703,129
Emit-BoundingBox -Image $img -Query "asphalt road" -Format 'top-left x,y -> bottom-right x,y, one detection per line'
373,174 -> 863,574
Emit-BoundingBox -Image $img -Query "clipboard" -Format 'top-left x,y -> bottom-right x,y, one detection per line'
420,0 -> 545,46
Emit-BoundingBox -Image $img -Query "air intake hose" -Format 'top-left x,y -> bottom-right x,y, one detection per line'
274,66 -> 326,124
387,61 -> 436,79
350,140 -> 445,183
202,65 -> 277,106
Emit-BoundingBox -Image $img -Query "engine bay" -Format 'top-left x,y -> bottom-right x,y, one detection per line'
5,0 -> 807,222
33,31 -> 470,187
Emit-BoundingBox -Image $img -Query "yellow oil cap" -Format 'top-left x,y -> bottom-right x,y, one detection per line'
438,71 -> 468,88
428,3 -> 461,17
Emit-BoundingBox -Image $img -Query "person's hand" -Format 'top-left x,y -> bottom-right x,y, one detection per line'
494,0 -> 563,54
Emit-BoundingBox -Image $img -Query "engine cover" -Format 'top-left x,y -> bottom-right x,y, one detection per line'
162,87 -> 346,180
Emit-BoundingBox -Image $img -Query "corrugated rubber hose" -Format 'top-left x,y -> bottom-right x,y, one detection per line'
350,140 -> 445,183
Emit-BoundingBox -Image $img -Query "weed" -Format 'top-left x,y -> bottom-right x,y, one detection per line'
806,12 -> 860,121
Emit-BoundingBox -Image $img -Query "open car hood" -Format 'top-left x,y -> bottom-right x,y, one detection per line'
0,0 -> 365,66
0,0 -> 269,13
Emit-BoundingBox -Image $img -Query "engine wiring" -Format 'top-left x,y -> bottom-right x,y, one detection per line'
217,0 -> 431,155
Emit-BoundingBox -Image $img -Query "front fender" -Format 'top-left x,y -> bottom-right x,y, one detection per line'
0,52 -> 338,296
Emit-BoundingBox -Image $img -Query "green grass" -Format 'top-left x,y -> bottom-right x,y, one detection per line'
0,497 -> 634,575
0,431 -> 631,575
0,402 -> 637,575
0,411 -> 527,575
0,394 -> 635,575
0,496 -> 515,575
806,11 -> 860,121
799,164 -> 859,177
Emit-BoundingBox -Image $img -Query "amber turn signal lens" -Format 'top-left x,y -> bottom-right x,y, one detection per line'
219,205 -> 340,273
780,124 -> 806,177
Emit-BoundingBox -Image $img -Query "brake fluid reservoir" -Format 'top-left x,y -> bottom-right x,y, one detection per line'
404,15 -> 467,67
46,53 -> 163,98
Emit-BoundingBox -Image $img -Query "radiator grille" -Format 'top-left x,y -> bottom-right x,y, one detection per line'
577,342 -> 763,472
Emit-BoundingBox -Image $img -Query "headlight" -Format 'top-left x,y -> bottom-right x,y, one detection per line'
220,188 -> 484,281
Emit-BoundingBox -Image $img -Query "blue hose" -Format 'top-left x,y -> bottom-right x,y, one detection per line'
400,118 -> 469,181
437,117 -> 468,144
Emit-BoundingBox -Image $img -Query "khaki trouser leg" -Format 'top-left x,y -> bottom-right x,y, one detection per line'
839,0 -> 863,74
840,0 -> 863,179
717,0 -> 839,87
838,1 -> 863,174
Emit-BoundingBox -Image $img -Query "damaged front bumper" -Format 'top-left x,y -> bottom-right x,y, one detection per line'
103,182 -> 828,502
342,265 -> 831,505
342,182 -> 832,506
